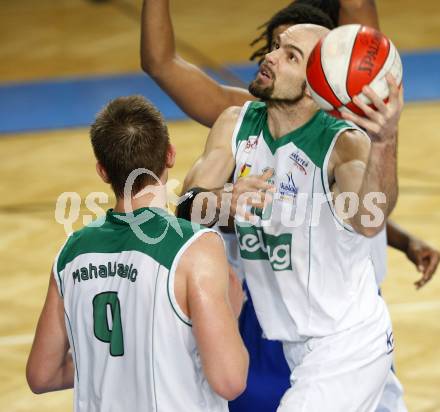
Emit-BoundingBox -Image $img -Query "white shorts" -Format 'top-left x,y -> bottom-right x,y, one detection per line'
377,369 -> 407,412
278,302 -> 394,412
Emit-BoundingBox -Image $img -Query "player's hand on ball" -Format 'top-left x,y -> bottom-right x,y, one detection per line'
341,74 -> 404,143
232,169 -> 275,223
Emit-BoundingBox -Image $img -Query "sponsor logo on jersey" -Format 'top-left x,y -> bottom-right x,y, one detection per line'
239,163 -> 252,178
279,171 -> 299,198
236,225 -> 292,271
386,328 -> 394,354
262,167 -> 276,185
288,151 -> 309,175
244,136 -> 258,153
72,262 -> 138,284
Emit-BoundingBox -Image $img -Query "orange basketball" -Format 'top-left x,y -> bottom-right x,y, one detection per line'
306,24 -> 403,118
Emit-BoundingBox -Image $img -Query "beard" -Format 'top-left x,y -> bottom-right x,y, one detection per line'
248,78 -> 275,100
248,78 -> 307,105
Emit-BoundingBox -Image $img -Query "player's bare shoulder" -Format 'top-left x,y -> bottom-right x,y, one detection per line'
204,105 -> 245,152
179,231 -> 226,279
172,230 -> 227,319
217,105 -> 244,127
330,128 -> 371,172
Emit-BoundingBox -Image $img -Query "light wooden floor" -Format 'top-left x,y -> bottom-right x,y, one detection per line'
1,0 -> 440,82
1,0 -> 440,411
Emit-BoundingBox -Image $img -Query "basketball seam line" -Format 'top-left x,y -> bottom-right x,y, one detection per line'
319,39 -> 343,108
345,25 -> 361,101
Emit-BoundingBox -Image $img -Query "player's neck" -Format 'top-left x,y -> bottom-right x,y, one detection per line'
266,99 -> 318,139
113,182 -> 168,213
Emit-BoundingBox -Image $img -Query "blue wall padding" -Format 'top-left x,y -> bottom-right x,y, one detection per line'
0,50 -> 439,134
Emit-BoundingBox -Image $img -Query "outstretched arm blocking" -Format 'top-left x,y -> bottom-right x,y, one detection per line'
339,0 -> 380,29
140,0 -> 252,127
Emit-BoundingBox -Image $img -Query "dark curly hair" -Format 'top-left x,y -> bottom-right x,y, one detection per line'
296,0 -> 340,27
249,1 -> 339,63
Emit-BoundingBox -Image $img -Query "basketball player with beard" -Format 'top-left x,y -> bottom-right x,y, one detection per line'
141,1 -> 438,410
181,23 -> 404,411
141,0 -> 438,291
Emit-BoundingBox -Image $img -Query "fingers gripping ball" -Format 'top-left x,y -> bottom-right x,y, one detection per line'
306,24 -> 403,118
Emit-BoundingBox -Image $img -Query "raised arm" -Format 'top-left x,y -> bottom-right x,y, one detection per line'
26,273 -> 73,394
140,0 -> 252,127
331,75 -> 403,237
339,0 -> 380,29
179,232 -> 248,400
182,106 -> 239,193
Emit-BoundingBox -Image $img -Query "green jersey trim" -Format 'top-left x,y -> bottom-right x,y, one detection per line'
53,234 -> 73,298
307,166 -> 317,297
167,228 -> 222,327
261,110 -> 321,155
233,102 -> 355,169
56,207 -> 203,274
233,101 -> 266,154
261,110 -> 354,169
64,310 -> 79,383
151,265 -> 160,412
231,101 -> 251,156
320,125 -> 366,233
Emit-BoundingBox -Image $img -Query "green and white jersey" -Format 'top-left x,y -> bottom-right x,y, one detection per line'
232,101 -> 384,342
54,207 -> 228,412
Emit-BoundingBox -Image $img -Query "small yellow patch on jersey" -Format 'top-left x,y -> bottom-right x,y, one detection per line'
239,163 -> 251,177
